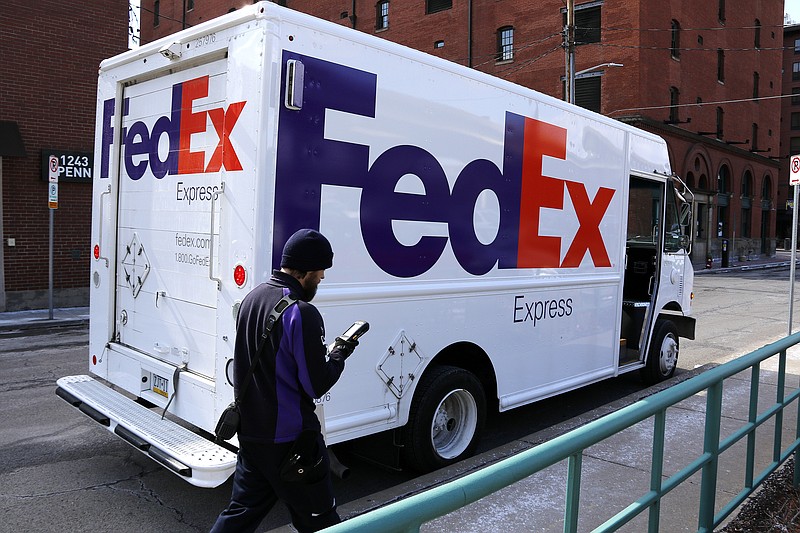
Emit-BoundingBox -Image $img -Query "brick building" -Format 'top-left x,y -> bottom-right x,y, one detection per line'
0,1 -> 129,310
780,24 -> 800,246
142,0 -> 783,266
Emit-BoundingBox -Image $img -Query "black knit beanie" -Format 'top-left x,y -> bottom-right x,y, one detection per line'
280,229 -> 334,272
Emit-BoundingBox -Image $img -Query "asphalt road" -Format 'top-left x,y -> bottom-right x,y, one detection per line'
0,266 -> 796,532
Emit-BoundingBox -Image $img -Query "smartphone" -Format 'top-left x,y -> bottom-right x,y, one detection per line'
339,320 -> 369,343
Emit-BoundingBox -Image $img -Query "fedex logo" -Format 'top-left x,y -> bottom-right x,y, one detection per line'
273,52 -> 616,277
100,75 -> 245,180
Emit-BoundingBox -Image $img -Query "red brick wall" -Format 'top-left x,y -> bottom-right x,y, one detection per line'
0,1 -> 129,309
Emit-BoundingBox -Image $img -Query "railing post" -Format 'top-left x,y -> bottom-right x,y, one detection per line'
774,350 -> 787,464
745,364 -> 761,489
648,411 -> 667,533
564,452 -> 583,533
697,382 -> 723,532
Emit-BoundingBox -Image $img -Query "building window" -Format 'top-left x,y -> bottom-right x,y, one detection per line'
795,38 -> 800,53
669,86 -> 680,123
752,72 -> 759,99
187,0 -> 194,11
762,175 -> 772,199
426,0 -> 451,14
794,63 -> 800,81
792,113 -> 800,130
754,19 -> 761,49
434,40 -> 445,49
575,75 -> 601,113
741,207 -> 751,238
718,0 -> 725,22
670,20 -> 680,59
751,123 -> 758,151
716,106 -> 724,138
793,87 -> 800,105
575,5 -> 601,45
742,174 -> 752,199
154,0 -> 160,26
791,137 -> 800,155
497,26 -> 514,62
717,49 -> 724,82
376,1 -> 389,30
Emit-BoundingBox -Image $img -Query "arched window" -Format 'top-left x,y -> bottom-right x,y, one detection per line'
685,172 -> 695,189
742,171 -> 753,197
718,165 -> 730,193
762,175 -> 772,199
699,174 -> 708,191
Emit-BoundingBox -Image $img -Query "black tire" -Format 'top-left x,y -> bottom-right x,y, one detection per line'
641,319 -> 679,385
401,365 -> 486,473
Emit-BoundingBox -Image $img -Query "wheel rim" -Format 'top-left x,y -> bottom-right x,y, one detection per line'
430,388 -> 478,460
659,333 -> 678,375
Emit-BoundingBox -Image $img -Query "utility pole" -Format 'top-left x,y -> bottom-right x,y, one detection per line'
564,0 -> 576,103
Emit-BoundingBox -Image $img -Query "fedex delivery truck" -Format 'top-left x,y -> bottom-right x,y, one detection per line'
56,2 -> 695,488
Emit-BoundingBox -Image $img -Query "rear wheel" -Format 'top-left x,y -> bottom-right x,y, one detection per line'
401,365 -> 486,473
641,320 -> 679,385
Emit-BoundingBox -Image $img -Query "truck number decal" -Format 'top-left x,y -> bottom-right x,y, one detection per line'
272,52 -> 616,277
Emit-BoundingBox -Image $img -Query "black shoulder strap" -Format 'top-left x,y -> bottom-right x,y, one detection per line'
235,293 -> 297,404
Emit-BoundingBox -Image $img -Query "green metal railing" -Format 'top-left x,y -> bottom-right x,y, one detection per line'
324,331 -> 800,533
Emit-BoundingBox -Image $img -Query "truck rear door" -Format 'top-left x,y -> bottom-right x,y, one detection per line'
115,58 -> 230,381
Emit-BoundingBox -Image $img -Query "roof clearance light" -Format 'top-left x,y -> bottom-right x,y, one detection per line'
233,264 -> 247,287
92,355 -> 97,365
93,244 -> 100,260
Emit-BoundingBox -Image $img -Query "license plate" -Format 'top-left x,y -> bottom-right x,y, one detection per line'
152,373 -> 169,398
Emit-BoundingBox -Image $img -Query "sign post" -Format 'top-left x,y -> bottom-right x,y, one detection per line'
789,155 -> 800,334
47,155 -> 58,320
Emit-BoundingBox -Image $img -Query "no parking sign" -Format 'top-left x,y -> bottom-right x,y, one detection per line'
792,154 -> 800,186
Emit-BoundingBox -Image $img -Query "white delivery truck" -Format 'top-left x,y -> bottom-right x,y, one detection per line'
57,2 -> 695,488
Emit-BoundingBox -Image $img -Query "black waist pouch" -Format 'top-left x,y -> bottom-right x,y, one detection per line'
214,402 -> 240,442
279,430 -> 327,484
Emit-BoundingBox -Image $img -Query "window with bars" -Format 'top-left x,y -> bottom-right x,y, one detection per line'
563,4 -> 602,45
576,6 -> 601,44
575,76 -> 601,113
376,1 -> 389,30
497,26 -> 514,62
426,0 -> 451,14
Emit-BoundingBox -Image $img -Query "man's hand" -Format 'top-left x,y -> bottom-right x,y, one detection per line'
332,337 -> 359,360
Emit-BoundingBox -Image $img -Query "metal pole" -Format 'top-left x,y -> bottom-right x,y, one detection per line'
48,208 -> 53,320
565,0 -> 574,103
789,184 -> 799,335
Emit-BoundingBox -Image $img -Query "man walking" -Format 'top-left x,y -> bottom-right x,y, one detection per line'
211,229 -> 358,533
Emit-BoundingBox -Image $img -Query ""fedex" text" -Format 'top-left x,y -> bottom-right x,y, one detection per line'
100,75 -> 245,181
270,53 -> 616,277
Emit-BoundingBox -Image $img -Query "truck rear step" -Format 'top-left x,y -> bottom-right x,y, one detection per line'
56,375 -> 236,488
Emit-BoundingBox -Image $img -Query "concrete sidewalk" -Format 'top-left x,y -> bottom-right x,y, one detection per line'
0,306 -> 89,332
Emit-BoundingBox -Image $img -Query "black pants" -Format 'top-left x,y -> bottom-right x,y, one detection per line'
210,434 -> 340,533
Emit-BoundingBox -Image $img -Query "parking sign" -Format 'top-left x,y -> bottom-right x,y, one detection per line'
792,155 -> 800,186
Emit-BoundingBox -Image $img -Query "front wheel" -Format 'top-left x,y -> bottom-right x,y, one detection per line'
641,319 -> 679,385
401,366 -> 486,473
